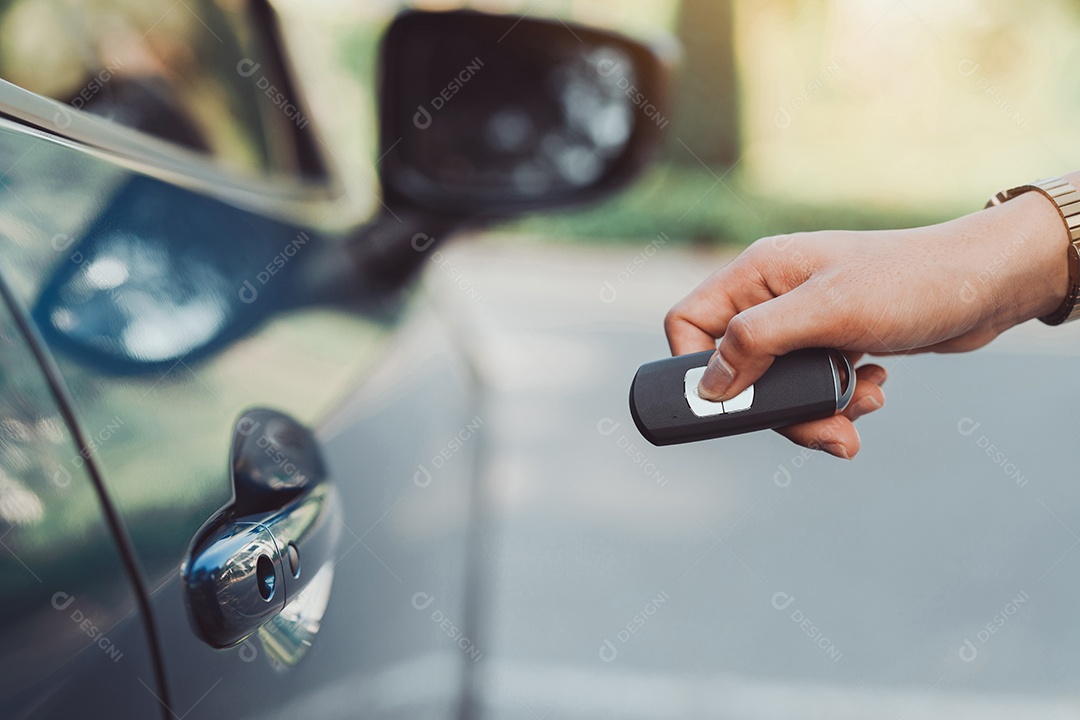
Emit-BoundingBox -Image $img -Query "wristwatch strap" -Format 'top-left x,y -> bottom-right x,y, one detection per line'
986,177 -> 1080,325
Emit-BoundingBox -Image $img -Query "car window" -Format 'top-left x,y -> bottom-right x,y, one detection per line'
0,0 -> 321,179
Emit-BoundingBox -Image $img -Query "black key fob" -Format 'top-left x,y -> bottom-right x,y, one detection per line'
629,348 -> 855,446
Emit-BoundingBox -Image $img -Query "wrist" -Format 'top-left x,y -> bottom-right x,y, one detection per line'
979,182 -> 1072,327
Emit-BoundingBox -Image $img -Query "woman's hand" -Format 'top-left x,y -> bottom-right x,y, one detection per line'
664,189 -> 1071,459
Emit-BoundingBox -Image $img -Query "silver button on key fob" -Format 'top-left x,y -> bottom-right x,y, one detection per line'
629,348 -> 855,446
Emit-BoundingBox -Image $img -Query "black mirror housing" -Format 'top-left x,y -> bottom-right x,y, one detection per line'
377,10 -> 670,218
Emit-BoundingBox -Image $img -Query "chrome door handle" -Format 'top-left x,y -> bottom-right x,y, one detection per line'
183,409 -> 341,649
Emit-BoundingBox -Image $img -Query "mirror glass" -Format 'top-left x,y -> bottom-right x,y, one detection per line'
379,11 -> 666,216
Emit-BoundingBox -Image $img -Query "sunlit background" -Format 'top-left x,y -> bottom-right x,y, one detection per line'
4,0 -> 1078,242
272,0 -> 1080,243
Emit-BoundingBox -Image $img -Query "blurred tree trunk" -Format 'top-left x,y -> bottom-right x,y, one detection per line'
671,0 -> 741,167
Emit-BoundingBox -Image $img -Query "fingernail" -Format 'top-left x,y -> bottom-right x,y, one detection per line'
867,368 -> 888,387
824,442 -> 851,460
849,395 -> 882,421
698,352 -> 734,400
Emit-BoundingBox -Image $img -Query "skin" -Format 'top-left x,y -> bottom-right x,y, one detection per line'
664,170 -> 1080,459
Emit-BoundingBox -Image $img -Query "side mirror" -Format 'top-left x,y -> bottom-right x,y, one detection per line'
377,10 -> 670,218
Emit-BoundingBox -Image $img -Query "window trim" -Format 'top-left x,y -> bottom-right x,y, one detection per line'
0,78 -> 369,231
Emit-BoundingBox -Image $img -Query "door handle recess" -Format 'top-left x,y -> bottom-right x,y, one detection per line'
183,408 -> 341,649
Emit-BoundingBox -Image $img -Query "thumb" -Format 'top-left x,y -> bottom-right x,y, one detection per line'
698,288 -> 831,401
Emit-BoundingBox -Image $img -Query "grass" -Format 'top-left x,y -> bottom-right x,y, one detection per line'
507,161 -> 962,247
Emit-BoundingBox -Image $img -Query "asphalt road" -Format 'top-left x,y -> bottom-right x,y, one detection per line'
425,236 -> 1080,719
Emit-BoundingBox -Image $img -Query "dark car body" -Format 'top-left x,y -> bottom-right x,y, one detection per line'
0,2 -> 665,717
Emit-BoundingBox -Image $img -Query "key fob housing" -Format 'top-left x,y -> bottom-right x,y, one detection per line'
629,348 -> 854,446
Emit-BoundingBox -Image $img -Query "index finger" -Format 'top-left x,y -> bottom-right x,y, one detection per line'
663,258 -> 773,356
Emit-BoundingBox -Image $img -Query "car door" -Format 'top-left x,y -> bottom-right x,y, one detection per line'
0,3 -> 668,717
0,278 -> 164,719
0,2 -> 483,718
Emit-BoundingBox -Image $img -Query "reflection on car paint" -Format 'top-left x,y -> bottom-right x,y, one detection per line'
0,281 -> 159,716
257,562 -> 335,670
34,175 -> 313,374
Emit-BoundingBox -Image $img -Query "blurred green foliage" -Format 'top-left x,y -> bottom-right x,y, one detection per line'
509,162 -> 959,247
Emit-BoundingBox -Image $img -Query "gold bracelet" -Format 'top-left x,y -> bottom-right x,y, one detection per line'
986,177 -> 1080,325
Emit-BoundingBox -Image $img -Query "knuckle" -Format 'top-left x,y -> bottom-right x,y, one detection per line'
747,234 -> 813,288
754,233 -> 799,256
723,315 -> 759,356
739,240 -> 768,267
663,306 -> 684,335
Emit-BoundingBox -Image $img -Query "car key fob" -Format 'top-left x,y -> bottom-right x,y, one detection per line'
629,348 -> 855,446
